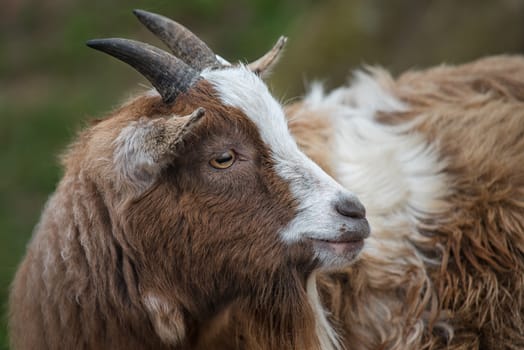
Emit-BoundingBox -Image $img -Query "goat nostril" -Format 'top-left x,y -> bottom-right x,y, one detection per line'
335,197 -> 366,219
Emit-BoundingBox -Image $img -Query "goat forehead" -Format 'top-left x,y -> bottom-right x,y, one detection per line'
201,66 -> 299,160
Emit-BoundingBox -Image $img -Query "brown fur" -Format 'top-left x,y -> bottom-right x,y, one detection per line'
287,55 -> 524,349
9,81 -> 321,349
393,56 -> 524,349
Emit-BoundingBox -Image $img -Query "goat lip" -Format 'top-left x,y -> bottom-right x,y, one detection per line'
307,237 -> 365,257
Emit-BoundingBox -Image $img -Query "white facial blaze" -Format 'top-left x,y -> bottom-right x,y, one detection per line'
201,66 -> 354,244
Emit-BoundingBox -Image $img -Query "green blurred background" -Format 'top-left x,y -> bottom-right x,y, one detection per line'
1,0 -> 523,348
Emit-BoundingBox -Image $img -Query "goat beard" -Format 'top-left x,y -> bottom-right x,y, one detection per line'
193,241 -> 322,349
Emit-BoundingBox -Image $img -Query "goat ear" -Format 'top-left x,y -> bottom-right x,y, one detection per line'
114,108 -> 205,192
248,36 -> 287,78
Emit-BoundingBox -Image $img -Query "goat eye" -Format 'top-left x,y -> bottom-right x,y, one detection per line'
209,150 -> 236,169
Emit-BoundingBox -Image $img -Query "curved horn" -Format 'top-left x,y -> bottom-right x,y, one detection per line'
248,36 -> 287,77
86,38 -> 198,104
133,9 -> 219,70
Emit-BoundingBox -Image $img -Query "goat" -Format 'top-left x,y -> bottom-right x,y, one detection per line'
8,10 -> 370,350
287,56 -> 524,349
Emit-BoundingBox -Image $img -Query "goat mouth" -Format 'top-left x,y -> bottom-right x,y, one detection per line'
307,236 -> 365,262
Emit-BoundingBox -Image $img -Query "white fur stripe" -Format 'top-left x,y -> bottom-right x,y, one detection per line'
307,272 -> 343,350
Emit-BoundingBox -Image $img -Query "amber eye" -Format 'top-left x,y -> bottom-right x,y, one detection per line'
209,150 -> 236,169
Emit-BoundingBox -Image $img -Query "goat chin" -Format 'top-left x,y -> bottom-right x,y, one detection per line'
288,54 -> 524,350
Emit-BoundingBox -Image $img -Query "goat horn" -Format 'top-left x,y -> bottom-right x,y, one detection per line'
248,36 -> 287,76
133,9 -> 219,70
86,38 -> 198,104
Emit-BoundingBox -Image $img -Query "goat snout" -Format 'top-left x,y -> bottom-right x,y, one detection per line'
333,193 -> 370,241
334,194 -> 366,219
302,193 -> 370,266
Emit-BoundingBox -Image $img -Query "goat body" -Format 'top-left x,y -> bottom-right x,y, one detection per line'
287,55 -> 524,349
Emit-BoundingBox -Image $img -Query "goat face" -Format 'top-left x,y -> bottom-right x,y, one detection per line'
200,67 -> 370,268
88,12 -> 370,290
107,69 -> 369,304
